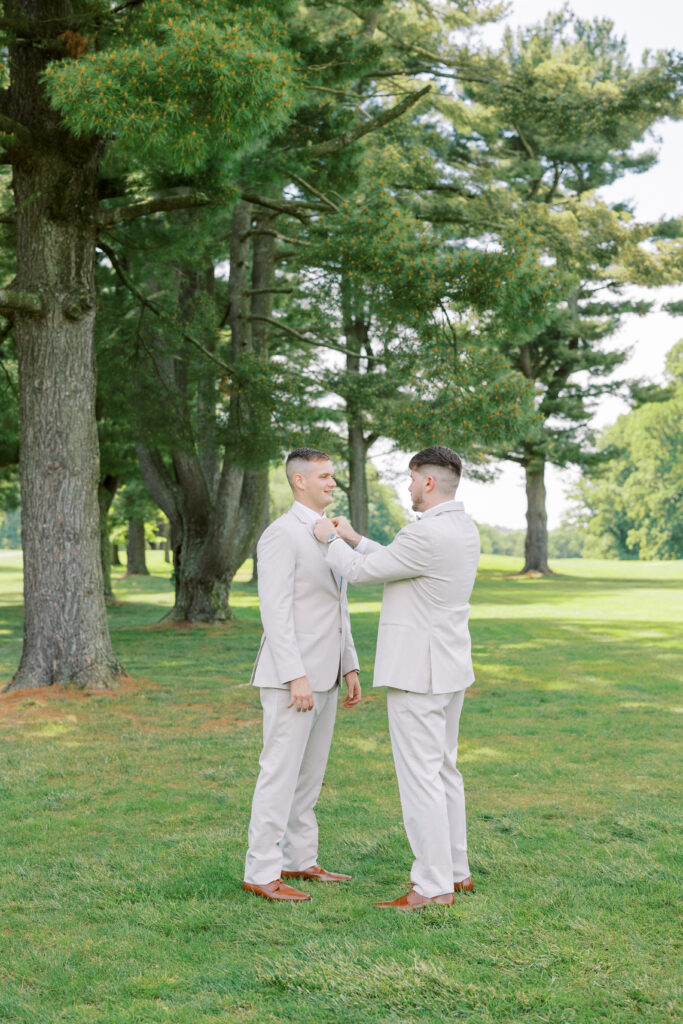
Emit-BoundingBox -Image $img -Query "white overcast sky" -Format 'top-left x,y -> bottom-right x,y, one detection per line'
376,0 -> 683,529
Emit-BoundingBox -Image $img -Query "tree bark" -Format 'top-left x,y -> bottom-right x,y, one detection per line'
341,269 -> 370,537
134,201 -> 271,622
111,543 -> 121,566
249,487 -> 270,585
348,415 -> 369,536
98,476 -> 119,603
522,461 -> 552,574
126,518 -> 149,575
163,519 -> 170,563
6,4 -> 122,689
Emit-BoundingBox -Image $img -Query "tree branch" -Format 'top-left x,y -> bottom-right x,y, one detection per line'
288,84 -> 431,158
240,191 -> 315,224
96,190 -> 211,228
251,315 -> 379,361
288,174 -> 342,212
246,288 -> 293,296
249,228 -> 308,246
136,444 -> 182,526
0,112 -> 33,147
514,125 -> 536,160
393,181 -> 476,197
113,0 -> 147,12
96,239 -> 233,373
364,65 -> 520,89
0,288 -> 43,316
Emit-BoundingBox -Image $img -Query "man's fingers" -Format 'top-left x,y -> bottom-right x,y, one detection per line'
288,698 -> 313,711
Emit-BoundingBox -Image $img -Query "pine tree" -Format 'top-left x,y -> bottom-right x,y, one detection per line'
403,10 -> 683,571
88,4 -> 441,621
0,0 -> 299,688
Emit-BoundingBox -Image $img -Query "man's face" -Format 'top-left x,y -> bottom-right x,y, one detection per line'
300,459 -> 336,511
408,468 -> 427,512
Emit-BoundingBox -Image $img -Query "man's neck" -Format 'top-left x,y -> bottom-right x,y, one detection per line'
295,498 -> 325,516
418,495 -> 456,513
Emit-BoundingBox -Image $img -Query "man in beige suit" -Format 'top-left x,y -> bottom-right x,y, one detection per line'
243,447 -> 361,902
314,446 -> 480,910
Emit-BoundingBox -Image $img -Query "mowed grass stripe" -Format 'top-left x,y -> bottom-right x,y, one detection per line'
0,552 -> 680,1023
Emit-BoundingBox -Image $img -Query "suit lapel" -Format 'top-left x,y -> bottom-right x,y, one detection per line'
288,505 -> 341,593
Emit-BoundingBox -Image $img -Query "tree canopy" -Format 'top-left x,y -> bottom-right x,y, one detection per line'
576,340 -> 683,560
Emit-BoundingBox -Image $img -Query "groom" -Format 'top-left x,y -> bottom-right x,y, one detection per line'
314,446 -> 480,910
243,447 -> 361,902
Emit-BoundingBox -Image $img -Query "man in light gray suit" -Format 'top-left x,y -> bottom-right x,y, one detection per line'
243,448 -> 361,902
314,446 -> 480,910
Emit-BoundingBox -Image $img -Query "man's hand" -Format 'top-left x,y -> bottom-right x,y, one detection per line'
288,675 -> 314,712
331,515 -> 362,548
342,670 -> 361,708
313,517 -> 338,543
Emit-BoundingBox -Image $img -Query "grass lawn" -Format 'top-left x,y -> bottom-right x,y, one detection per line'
0,550 -> 681,1023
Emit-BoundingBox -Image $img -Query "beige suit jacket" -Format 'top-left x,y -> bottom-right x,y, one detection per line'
326,500 -> 480,694
250,504 -> 360,691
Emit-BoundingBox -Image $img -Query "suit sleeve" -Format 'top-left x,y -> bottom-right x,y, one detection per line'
327,524 -> 429,585
340,589 -> 360,676
256,524 -> 306,684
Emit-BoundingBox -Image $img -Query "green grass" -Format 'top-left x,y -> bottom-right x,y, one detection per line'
0,550 -> 681,1023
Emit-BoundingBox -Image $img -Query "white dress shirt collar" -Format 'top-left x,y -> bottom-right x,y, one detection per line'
293,501 -> 325,523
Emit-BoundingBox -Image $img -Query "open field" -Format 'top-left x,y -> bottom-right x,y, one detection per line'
0,551 -> 681,1023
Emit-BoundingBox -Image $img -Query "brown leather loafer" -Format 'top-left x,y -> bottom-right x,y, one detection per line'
281,864 -> 352,883
243,879 -> 311,902
374,888 -> 454,910
454,876 -> 474,892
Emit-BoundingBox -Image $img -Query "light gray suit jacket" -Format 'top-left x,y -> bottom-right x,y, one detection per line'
326,500 -> 480,694
250,504 -> 360,691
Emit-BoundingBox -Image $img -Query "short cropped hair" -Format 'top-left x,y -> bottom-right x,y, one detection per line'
285,447 -> 331,487
409,445 -> 462,492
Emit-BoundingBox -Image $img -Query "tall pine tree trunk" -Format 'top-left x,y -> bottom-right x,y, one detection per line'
341,268 -> 370,537
126,518 -> 149,575
163,520 -> 170,563
6,7 -> 121,688
250,488 -> 270,585
136,201 -> 270,622
522,460 -> 551,574
348,416 -> 369,537
98,476 -> 119,603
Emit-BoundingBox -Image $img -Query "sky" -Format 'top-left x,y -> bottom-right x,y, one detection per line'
377,0 -> 683,529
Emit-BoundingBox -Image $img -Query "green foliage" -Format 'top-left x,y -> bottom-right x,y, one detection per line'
496,10 -> 682,184
476,523 -> 525,557
0,505 -> 20,549
110,480 -> 160,535
383,342 -> 536,458
547,522 -> 588,559
44,2 -> 299,177
478,520 -> 589,559
0,365 -> 18,471
411,9 -> 683,484
576,341 -> 683,559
